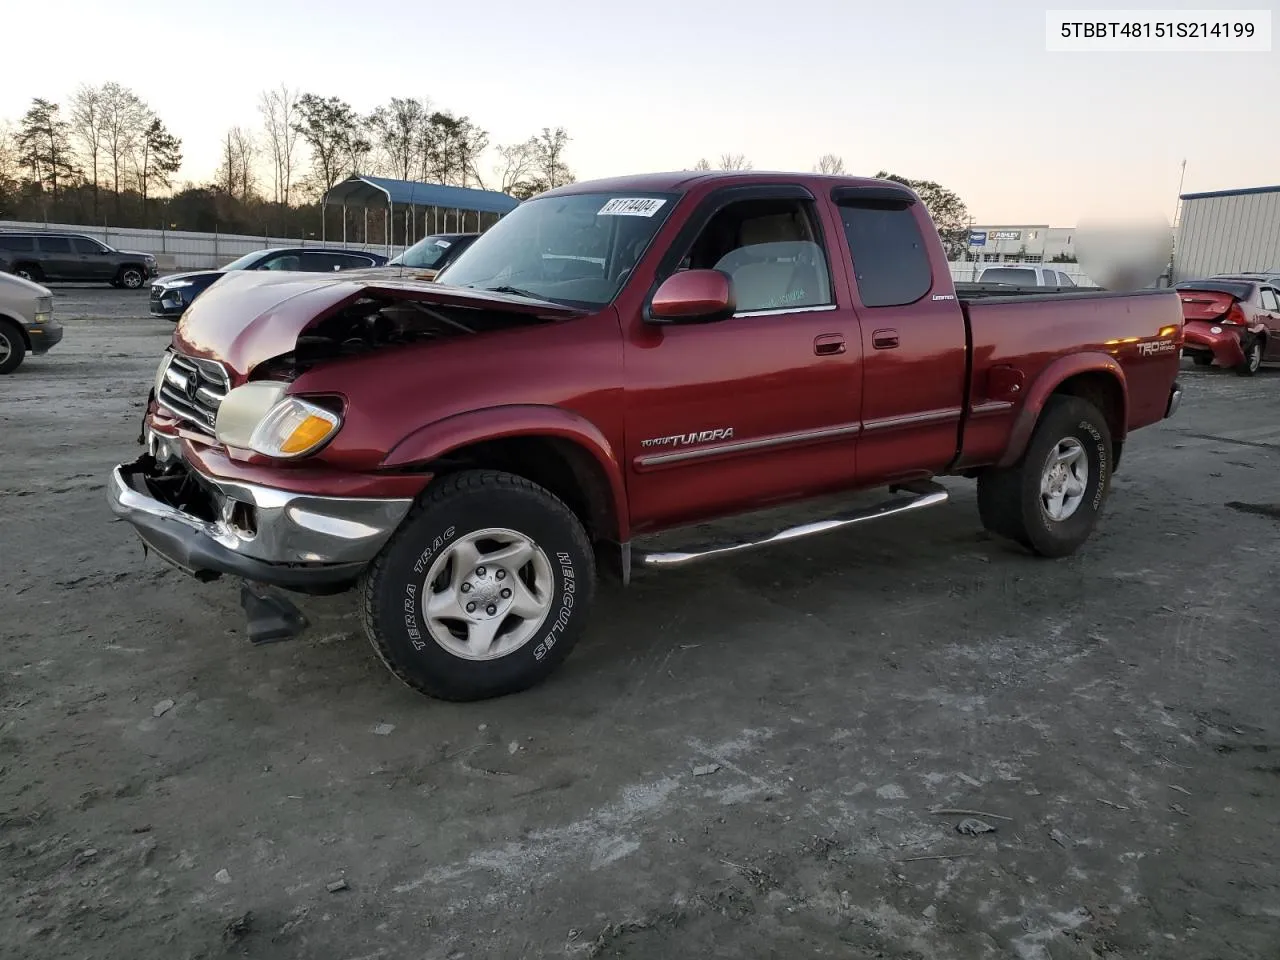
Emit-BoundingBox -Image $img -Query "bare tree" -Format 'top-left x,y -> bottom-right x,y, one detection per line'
259,85 -> 301,206
815,153 -> 846,175
718,153 -> 752,171
217,126 -> 257,200
69,84 -> 105,218
531,126 -> 574,190
0,121 -> 22,212
100,83 -> 148,214
492,139 -> 536,195
692,157 -> 711,171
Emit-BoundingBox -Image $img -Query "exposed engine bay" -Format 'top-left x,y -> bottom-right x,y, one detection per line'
266,293 -> 556,375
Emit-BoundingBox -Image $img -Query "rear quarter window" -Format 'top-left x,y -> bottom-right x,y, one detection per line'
837,202 -> 932,307
0,236 -> 36,253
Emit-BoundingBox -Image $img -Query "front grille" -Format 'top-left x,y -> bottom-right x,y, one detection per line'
149,284 -> 163,301
157,353 -> 229,434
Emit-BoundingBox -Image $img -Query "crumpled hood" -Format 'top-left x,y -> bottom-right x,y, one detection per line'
171,270 -> 583,378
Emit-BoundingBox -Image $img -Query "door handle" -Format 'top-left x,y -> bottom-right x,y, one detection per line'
872,328 -> 899,350
814,334 -> 846,356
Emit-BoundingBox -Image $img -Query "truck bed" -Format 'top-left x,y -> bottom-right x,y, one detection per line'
954,287 -> 1183,469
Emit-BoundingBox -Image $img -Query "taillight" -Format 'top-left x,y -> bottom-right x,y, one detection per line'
1222,304 -> 1247,326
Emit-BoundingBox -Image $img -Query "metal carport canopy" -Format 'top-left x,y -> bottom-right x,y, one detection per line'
323,175 -> 520,251
324,175 -> 520,216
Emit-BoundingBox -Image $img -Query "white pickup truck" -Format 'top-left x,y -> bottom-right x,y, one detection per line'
978,265 -> 1078,287
0,271 -> 62,374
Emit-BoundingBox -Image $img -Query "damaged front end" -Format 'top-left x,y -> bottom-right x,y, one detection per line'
111,275 -> 580,642
108,451 -> 414,642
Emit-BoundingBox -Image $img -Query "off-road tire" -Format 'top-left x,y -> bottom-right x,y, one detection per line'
1192,354 -> 1213,367
117,266 -> 146,289
977,396 -> 1112,558
360,469 -> 596,702
11,264 -> 42,283
1235,335 -> 1263,377
0,320 -> 26,374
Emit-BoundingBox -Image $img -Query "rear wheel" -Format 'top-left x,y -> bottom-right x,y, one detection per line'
977,396 -> 1112,558
11,264 -> 42,283
1235,336 -> 1263,376
360,469 -> 596,701
117,266 -> 146,289
0,321 -> 27,374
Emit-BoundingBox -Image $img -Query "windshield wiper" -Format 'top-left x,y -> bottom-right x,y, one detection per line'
474,284 -> 549,302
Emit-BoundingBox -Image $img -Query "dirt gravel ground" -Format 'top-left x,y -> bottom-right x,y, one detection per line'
2,287 -> 1279,960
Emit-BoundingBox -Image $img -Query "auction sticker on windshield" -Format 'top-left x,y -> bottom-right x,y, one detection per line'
598,198 -> 667,217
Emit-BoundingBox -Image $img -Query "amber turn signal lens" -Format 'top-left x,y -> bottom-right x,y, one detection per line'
281,415 -> 337,454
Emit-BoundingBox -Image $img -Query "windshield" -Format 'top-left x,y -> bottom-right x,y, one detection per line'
220,251 -> 267,272
390,236 -> 458,269
437,191 -> 679,307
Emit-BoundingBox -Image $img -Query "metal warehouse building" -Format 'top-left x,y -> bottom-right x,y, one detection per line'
1174,184 -> 1280,281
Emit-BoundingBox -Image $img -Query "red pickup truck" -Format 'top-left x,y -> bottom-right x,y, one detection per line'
109,171 -> 1185,701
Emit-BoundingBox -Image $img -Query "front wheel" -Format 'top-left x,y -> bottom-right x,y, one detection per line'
117,267 -> 146,289
977,396 -> 1112,558
1236,336 -> 1263,377
0,321 -> 26,374
360,470 -> 596,701
1192,354 -> 1214,367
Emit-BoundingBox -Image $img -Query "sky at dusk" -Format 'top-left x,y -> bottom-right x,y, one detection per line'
4,0 -> 1276,225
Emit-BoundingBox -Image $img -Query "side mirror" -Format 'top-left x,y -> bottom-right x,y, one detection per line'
648,269 -> 736,324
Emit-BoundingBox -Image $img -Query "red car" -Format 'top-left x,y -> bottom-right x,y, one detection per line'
1176,275 -> 1280,375
108,170 -> 1185,701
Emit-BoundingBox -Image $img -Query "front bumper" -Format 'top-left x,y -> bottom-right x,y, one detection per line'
108,452 -> 414,590
1182,321 -> 1245,367
26,319 -> 64,354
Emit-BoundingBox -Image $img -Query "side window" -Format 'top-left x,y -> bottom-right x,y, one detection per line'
334,254 -> 373,270
38,237 -> 73,254
1057,271 -> 1076,287
72,238 -> 104,255
261,253 -> 301,271
680,198 -> 834,314
1260,288 -> 1279,311
0,236 -> 36,252
300,252 -> 344,272
836,201 -> 932,307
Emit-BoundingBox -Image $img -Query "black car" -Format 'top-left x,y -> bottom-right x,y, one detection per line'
149,246 -> 389,319
0,232 -> 159,288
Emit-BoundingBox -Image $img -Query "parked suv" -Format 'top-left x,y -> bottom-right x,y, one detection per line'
149,246 -> 388,319
0,232 -> 158,288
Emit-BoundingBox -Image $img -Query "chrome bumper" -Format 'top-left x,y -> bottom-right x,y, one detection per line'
108,453 -> 414,588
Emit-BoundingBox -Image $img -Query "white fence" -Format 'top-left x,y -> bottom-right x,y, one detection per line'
0,220 -> 398,272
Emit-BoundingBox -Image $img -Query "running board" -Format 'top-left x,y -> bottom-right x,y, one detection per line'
634,481 -> 949,570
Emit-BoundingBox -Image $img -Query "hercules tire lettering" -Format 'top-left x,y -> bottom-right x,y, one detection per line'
977,396 -> 1113,559
359,469 -> 596,702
